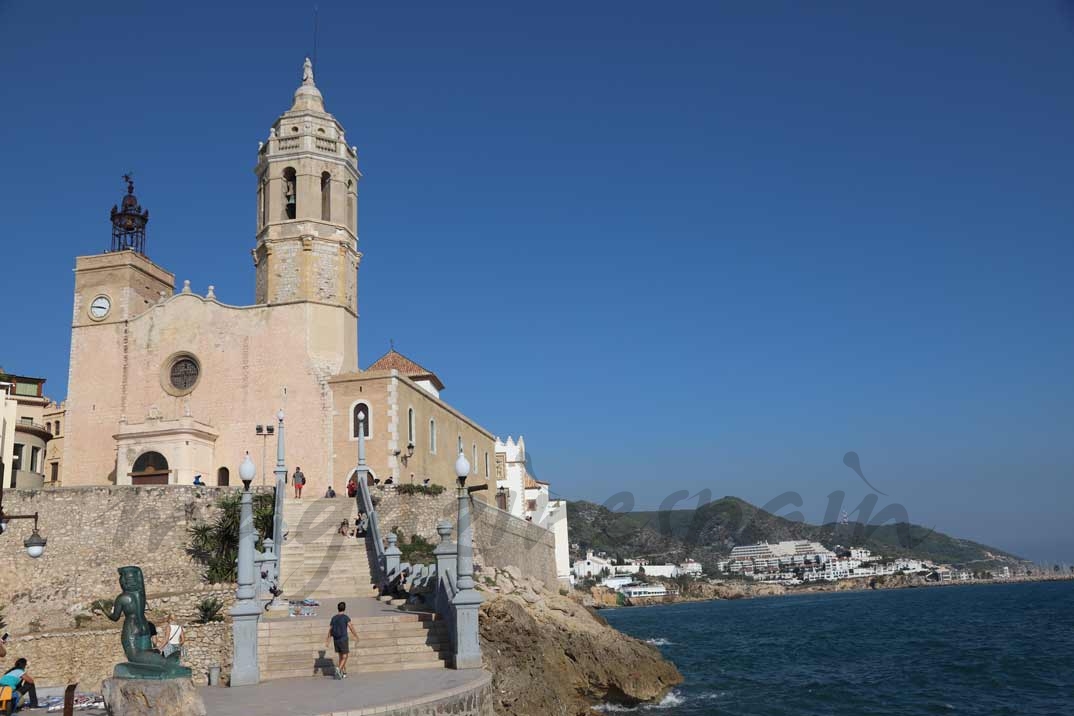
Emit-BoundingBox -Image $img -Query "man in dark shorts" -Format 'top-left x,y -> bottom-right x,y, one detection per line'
325,601 -> 359,679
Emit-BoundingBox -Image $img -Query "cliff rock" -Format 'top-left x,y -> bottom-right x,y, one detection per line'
479,568 -> 682,715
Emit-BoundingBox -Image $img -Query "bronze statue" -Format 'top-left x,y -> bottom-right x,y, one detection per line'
104,566 -> 192,680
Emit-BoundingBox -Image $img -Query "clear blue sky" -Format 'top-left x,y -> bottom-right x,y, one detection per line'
2,1 -> 1072,562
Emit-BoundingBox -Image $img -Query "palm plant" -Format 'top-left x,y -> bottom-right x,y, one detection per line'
188,491 -> 276,583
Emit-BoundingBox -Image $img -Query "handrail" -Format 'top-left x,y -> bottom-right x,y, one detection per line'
355,429 -> 386,586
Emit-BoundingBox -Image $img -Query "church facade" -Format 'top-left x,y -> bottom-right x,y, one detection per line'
60,60 -> 495,495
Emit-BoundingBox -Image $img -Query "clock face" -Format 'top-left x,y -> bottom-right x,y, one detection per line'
89,295 -> 111,319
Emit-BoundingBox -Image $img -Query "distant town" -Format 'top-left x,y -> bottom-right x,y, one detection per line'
570,539 -> 1045,601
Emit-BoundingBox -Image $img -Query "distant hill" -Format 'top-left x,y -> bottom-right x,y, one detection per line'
567,496 -> 1024,571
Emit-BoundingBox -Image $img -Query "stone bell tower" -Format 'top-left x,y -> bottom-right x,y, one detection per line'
253,58 -> 361,316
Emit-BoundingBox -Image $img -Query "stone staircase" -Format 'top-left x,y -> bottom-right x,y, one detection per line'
277,497 -> 377,600
257,611 -> 452,679
258,497 -> 454,681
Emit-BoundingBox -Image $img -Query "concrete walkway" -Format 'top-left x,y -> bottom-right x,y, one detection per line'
201,667 -> 490,716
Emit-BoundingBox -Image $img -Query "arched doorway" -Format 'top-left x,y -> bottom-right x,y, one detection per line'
130,451 -> 169,485
217,467 -> 230,487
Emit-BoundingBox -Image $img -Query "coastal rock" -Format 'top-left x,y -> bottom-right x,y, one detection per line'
480,586 -> 682,715
102,677 -> 206,716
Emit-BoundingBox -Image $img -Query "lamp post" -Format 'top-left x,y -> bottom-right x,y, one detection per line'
0,481 -> 47,559
230,452 -> 261,686
254,422 -> 276,486
272,410 -> 286,554
451,451 -> 483,669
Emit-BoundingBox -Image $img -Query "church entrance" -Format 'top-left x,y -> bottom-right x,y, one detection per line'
130,451 -> 169,485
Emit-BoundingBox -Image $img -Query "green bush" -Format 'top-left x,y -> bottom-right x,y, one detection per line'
394,483 -> 446,496
188,491 -> 275,583
195,597 -> 225,624
391,528 -> 436,565
89,598 -> 114,616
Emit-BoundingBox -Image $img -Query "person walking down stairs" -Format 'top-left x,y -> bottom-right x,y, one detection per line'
326,602 -> 359,679
292,467 -> 306,498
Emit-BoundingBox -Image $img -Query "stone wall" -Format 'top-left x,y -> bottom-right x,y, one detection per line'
2,621 -> 232,690
471,501 -> 559,592
372,490 -> 558,591
0,485 -> 253,632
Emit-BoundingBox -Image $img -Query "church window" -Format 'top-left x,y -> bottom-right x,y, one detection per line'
485,452 -> 489,477
283,167 -> 297,220
55,420 -> 61,436
168,356 -> 200,392
258,177 -> 268,229
458,435 -> 463,454
408,408 -> 415,444
346,179 -> 355,230
321,172 -> 331,221
429,419 -> 437,454
352,402 -> 371,438
472,443 -> 477,474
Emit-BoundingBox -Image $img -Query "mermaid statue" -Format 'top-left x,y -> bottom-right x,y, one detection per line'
104,566 -> 192,680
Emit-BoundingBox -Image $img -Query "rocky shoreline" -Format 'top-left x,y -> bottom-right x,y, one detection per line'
476,566 -> 683,715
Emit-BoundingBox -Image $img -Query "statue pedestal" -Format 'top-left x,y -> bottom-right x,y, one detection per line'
102,678 -> 206,716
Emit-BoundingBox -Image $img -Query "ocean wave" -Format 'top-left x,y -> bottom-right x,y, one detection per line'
594,690 -> 693,711
644,637 -> 674,646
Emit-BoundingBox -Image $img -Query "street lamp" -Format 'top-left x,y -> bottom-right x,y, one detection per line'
0,484 -> 48,558
254,423 -> 276,486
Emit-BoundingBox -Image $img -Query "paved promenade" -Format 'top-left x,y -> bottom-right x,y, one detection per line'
201,667 -> 490,716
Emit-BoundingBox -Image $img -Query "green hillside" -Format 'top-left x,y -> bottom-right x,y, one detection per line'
567,496 -> 1023,570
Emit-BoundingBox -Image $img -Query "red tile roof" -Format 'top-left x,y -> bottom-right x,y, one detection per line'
366,349 -> 445,391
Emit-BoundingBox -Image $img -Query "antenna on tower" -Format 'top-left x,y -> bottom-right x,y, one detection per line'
312,4 -> 319,69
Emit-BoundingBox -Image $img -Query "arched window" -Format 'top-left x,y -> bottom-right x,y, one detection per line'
352,402 -> 371,438
321,171 -> 331,221
457,435 -> 463,454
485,451 -> 489,477
472,443 -> 477,473
407,408 -> 415,445
429,419 -> 437,454
259,177 -> 268,229
283,167 -> 297,220
346,179 -> 355,230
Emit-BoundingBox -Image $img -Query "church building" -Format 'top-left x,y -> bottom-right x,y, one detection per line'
60,60 -> 496,495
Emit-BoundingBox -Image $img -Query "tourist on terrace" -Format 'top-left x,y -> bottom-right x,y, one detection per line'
325,485 -> 337,498
1,658 -> 39,711
292,467 -> 305,498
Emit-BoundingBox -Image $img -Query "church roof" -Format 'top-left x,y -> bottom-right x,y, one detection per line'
524,474 -> 549,490
366,349 -> 445,391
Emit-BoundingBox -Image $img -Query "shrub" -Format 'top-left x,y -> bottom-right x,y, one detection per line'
89,598 -> 114,616
395,483 -> 446,496
188,491 -> 275,583
195,597 -> 225,624
391,528 -> 436,565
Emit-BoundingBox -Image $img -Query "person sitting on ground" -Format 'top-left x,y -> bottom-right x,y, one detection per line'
324,485 -> 337,498
155,614 -> 185,659
355,514 -> 369,537
0,631 -> 7,659
1,658 -> 39,711
337,520 -> 349,537
192,474 -> 204,486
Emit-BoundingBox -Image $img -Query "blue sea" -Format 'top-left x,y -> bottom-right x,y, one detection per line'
600,581 -> 1074,715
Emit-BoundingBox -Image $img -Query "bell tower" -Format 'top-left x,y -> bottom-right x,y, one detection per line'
253,58 -> 361,315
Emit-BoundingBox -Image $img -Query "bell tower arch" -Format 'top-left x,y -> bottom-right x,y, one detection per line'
253,58 -> 362,316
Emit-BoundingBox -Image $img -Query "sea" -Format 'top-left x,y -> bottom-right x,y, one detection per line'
599,580 -> 1074,715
